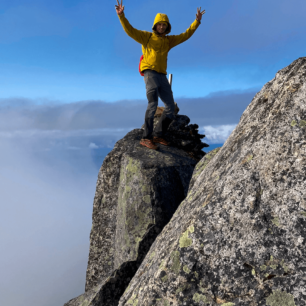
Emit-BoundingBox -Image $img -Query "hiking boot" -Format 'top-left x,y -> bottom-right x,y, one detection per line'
140,138 -> 158,150
153,136 -> 169,146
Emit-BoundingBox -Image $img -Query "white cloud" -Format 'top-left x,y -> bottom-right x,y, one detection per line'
201,124 -> 237,144
89,143 -> 99,149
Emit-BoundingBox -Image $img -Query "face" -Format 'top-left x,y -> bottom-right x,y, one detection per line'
156,22 -> 168,34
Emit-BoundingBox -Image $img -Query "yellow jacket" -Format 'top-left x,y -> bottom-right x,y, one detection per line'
118,13 -> 201,75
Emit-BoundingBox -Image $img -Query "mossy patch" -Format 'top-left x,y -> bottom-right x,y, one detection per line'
272,217 -> 280,227
117,157 -> 155,261
163,299 -> 170,306
179,225 -> 194,248
280,260 -> 289,273
159,259 -> 166,270
126,158 -> 138,174
193,293 -> 207,303
170,251 -> 181,274
299,120 -> 306,127
127,294 -> 139,306
141,185 -> 149,193
142,195 -> 151,204
266,290 -> 296,306
80,300 -> 90,306
199,287 -> 206,293
183,265 -> 191,274
291,120 -> 297,127
176,284 -> 188,294
186,191 -> 194,201
260,265 -> 267,271
300,211 -> 306,217
124,284 -> 131,295
221,303 -> 234,306
149,252 -> 155,260
161,275 -> 168,282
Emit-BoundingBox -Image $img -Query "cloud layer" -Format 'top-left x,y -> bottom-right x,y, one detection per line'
0,137 -> 96,306
0,89 -> 255,145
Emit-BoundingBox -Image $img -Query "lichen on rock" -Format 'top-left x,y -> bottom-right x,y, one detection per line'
266,290 -> 296,306
179,225 -> 194,248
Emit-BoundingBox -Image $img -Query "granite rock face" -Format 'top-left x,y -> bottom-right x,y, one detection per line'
64,127 -> 203,306
119,58 -> 306,305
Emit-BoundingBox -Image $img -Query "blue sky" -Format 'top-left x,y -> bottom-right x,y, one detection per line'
0,0 -> 306,305
1,0 -> 305,101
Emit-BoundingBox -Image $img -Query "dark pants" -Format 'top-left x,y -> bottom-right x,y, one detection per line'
143,69 -> 175,139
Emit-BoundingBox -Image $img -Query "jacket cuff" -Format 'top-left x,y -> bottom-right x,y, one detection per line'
118,12 -> 125,19
196,19 -> 201,24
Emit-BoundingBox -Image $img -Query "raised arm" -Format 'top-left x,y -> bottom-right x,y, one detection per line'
115,0 -> 151,45
168,7 -> 205,49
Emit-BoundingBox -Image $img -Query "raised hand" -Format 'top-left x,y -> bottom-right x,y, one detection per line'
196,7 -> 205,21
115,0 -> 124,15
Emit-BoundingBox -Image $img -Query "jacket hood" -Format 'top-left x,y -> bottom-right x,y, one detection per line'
152,13 -> 171,35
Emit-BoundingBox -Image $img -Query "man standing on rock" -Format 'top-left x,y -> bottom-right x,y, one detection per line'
115,0 -> 205,150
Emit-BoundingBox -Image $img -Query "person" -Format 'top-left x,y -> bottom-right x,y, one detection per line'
115,0 -> 205,150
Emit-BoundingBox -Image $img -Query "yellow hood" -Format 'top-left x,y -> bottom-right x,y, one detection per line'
152,13 -> 172,34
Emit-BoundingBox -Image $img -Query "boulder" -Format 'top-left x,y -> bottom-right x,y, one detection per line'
64,128 -> 201,306
119,58 -> 306,305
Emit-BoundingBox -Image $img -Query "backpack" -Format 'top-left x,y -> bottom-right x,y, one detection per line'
139,34 -> 152,76
139,55 -> 145,76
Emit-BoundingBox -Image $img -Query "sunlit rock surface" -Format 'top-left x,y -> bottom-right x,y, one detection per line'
119,58 -> 306,305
